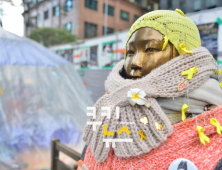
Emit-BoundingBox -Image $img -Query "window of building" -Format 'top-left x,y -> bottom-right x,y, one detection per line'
147,2 -> 154,10
193,0 -> 201,11
84,22 -> 97,38
180,0 -> 186,13
53,5 -> 60,16
120,10 -> 129,21
29,1 -> 35,8
134,15 -> 139,22
44,10 -> 49,20
206,0 -> 217,8
28,18 -> 34,26
85,0 -> 98,11
24,3 -> 28,11
103,4 -> 114,16
103,27 -> 114,35
135,0 -> 142,5
64,22 -> 72,32
37,14 -> 41,24
168,0 -> 172,10
64,0 -> 73,11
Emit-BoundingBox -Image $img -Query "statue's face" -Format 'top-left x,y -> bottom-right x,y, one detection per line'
124,27 -> 179,79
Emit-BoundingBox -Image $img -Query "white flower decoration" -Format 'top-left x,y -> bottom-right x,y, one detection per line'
127,88 -> 146,106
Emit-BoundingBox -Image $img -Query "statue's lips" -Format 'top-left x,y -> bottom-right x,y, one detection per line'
130,69 -> 142,78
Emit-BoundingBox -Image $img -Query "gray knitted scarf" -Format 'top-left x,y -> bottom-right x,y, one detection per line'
83,47 -> 216,163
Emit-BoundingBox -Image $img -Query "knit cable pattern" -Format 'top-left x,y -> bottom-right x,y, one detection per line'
84,105 -> 222,170
83,47 -> 216,163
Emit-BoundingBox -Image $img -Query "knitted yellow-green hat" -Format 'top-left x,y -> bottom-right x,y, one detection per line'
125,9 -> 201,58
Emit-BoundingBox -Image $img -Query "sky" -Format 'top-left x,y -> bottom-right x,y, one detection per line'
1,0 -> 24,36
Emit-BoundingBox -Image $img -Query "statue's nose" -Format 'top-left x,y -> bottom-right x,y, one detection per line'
131,52 -> 143,69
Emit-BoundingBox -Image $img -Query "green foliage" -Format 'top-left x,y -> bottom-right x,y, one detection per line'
28,27 -> 78,47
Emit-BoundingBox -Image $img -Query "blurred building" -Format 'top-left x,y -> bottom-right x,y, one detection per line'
23,0 -> 159,39
160,0 -> 222,13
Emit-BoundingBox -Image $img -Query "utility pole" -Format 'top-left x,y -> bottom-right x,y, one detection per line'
104,0 -> 108,36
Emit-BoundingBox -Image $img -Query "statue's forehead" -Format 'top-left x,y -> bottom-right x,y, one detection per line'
128,27 -> 163,44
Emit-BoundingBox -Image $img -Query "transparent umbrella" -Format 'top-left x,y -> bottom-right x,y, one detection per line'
0,28 -> 93,169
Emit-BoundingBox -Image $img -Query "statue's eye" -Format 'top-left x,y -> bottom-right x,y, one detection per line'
145,48 -> 157,53
127,50 -> 135,55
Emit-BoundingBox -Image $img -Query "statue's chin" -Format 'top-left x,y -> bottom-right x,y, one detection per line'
132,77 -> 141,80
